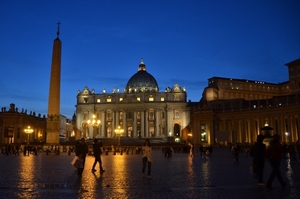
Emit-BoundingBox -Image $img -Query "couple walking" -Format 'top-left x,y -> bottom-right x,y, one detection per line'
252,134 -> 287,190
75,138 -> 105,177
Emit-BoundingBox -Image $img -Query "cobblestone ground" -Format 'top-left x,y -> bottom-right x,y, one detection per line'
0,147 -> 299,199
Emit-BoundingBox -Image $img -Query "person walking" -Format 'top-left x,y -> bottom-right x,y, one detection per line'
91,139 -> 105,173
199,144 -> 203,157
15,144 -> 20,156
189,143 -> 195,159
75,138 -> 89,177
266,134 -> 287,190
251,134 -> 266,185
23,145 -> 27,156
232,144 -> 240,164
142,139 -> 152,178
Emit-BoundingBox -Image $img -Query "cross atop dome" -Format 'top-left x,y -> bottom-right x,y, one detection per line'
138,58 -> 146,71
140,58 -> 144,65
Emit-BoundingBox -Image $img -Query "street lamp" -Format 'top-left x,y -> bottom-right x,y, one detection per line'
114,125 -> 124,146
24,126 -> 34,144
87,114 -> 101,138
285,132 -> 290,143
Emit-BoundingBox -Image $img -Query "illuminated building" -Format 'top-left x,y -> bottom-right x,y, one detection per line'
0,103 -> 46,144
189,58 -> 300,146
75,59 -> 189,141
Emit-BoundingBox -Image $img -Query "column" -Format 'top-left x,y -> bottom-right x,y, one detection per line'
195,121 -> 201,145
116,111 -> 119,126
133,111 -> 137,137
145,110 -> 149,137
141,110 -> 145,137
167,108 -> 172,136
155,109 -> 159,137
101,111 -> 105,137
112,111 -> 116,137
123,111 -> 126,136
164,108 -> 168,136
88,112 -> 93,139
290,116 -> 295,142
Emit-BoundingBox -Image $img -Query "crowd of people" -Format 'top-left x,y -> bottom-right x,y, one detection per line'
229,135 -> 300,191
1,144 -> 20,155
1,144 -> 39,156
3,134 -> 299,189
72,138 -> 154,179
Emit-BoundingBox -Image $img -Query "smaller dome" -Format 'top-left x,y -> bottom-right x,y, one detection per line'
125,59 -> 159,93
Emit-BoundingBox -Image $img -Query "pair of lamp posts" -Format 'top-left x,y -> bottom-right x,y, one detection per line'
87,114 -> 101,138
24,126 -> 33,144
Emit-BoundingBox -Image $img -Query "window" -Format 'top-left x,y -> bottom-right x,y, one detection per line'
137,97 -> 140,101
106,111 -> 112,120
161,97 -> 164,101
107,96 -> 112,102
127,112 -> 132,119
149,111 -> 154,120
137,111 -> 141,120
119,97 -> 123,101
149,96 -> 154,101
174,110 -> 180,119
97,98 -> 101,103
107,127 -> 112,138
201,124 -> 207,142
128,127 -> 132,137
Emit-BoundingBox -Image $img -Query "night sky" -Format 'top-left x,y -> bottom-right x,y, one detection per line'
0,1 -> 299,118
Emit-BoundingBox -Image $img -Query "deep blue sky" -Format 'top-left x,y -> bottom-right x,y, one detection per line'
1,1 -> 300,118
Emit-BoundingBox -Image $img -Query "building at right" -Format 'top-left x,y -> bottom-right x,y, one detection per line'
188,58 -> 300,146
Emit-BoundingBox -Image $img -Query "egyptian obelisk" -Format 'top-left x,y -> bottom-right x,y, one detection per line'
46,22 -> 62,144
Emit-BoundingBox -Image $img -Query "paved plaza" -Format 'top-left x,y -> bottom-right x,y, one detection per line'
0,147 -> 299,199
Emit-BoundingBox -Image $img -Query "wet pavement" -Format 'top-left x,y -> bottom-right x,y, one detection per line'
0,147 -> 299,199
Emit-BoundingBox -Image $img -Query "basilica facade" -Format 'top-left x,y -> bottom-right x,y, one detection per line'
75,59 -> 190,141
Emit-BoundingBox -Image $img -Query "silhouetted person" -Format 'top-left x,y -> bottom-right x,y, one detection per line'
75,138 -> 89,177
142,139 -> 152,178
23,145 -> 27,156
266,134 -> 287,190
91,139 -> 105,173
199,144 -> 203,157
252,134 -> 266,185
15,144 -> 20,155
232,144 -> 240,164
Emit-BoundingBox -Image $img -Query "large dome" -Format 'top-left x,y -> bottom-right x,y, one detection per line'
125,59 -> 159,93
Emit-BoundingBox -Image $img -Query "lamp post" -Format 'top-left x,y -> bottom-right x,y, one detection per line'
87,114 -> 101,138
24,126 -> 34,144
114,125 -> 124,146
